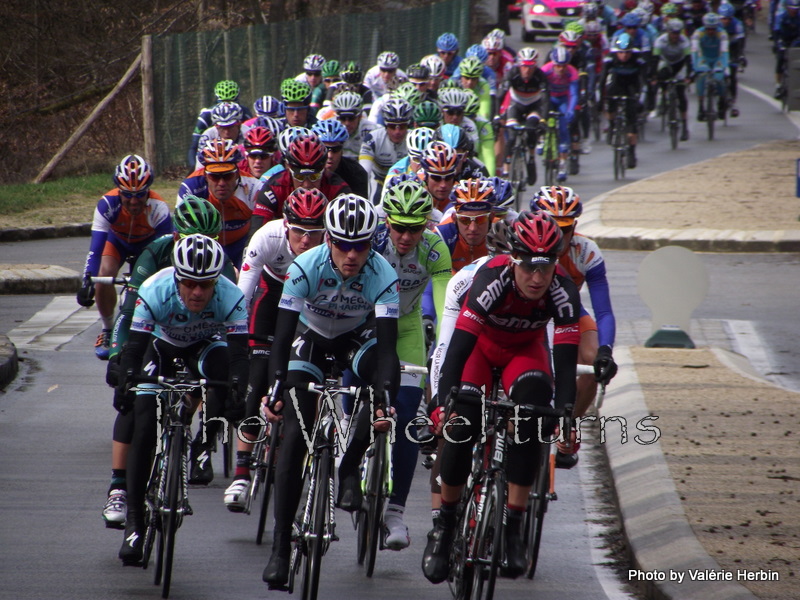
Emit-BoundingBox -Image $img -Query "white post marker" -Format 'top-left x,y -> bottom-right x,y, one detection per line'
637,245 -> 708,348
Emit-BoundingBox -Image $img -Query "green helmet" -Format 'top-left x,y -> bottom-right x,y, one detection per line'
394,82 -> 424,107
462,88 -> 480,118
459,56 -> 484,79
414,100 -> 442,128
173,196 -> 222,238
439,77 -> 461,90
214,80 -> 240,102
661,2 -> 678,16
382,180 -> 433,226
565,20 -> 585,35
280,78 -> 312,104
322,60 -> 340,79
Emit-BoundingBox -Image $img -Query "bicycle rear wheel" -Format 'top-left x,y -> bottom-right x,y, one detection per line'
525,443 -> 551,579
302,446 -> 330,600
257,422 -> 281,545
364,433 -> 387,577
706,88 -> 716,141
469,474 -> 505,600
509,144 -> 527,197
161,430 -> 183,598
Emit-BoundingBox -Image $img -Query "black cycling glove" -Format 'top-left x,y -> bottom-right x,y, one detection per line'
593,345 -> 618,385
76,278 -> 95,307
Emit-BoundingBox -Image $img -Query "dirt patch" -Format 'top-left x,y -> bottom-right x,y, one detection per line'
630,347 -> 800,600
601,140 -> 800,231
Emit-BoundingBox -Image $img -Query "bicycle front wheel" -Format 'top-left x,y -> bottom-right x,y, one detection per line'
450,488 -> 477,600
364,433 -> 387,577
161,430 -> 184,598
470,474 -> 505,600
525,444 -> 551,579
706,89 -> 716,141
302,446 -> 330,600
257,423 -> 281,545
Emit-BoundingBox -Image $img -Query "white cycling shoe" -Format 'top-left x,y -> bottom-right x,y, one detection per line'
384,511 -> 410,550
102,489 -> 127,529
224,478 -> 250,512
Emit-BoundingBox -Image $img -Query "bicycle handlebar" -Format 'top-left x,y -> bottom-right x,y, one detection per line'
456,393 -> 572,419
401,364 -> 428,375
90,276 -> 130,285
130,374 -> 227,389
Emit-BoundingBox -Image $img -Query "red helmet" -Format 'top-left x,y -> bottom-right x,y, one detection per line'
510,211 -> 564,256
284,188 -> 328,226
244,126 -> 276,153
285,134 -> 327,171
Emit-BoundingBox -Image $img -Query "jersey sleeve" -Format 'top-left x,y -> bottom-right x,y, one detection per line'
278,260 -> 312,313
548,272 -> 582,346
372,256 -> 400,319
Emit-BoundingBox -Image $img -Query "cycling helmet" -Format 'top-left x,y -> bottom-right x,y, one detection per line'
114,154 -> 153,192
256,116 -> 286,139
438,87 -> 469,110
325,194 -> 379,242
382,180 -> 433,225
173,196 -> 222,238
407,63 -> 431,81
406,127 -> 436,158
201,138 -> 241,171
632,6 -> 651,24
717,3 -> 735,17
214,80 -> 240,102
787,0 -> 800,9
394,82 -> 424,107
173,234 -> 225,281
531,185 -> 583,226
285,134 -> 327,171
340,61 -> 363,83
280,79 -> 312,104
377,51 -> 400,70
638,0 -> 655,15
311,119 -> 349,144
435,123 -> 471,154
565,21 -> 585,36
439,78 -> 461,90
421,54 -> 446,78
620,12 -> 642,27
452,178 -> 495,213
332,90 -> 363,116
284,188 -> 328,226
244,126 -> 276,152
510,211 -> 564,256
383,172 -> 421,192
661,2 -> 679,16
211,101 -> 243,126
666,18 -> 685,33
517,47 -> 540,66
585,21 -> 602,36
278,126 -> 311,153
322,59 -> 340,78
413,101 -> 442,128
465,44 -> 489,63
462,88 -> 480,117
381,97 -> 413,123
436,32 -> 460,52
559,30 -> 582,48
702,12 -> 721,28
254,95 -> 284,118
582,2 -> 599,20
482,35 -> 503,52
486,176 -> 514,213
551,46 -> 571,65
420,141 -> 458,175
486,220 -> 514,255
613,33 -> 635,52
487,28 -> 506,43
303,53 -> 326,72
459,56 -> 485,79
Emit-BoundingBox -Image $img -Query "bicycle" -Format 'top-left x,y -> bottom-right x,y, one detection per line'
540,110 -> 562,187
447,369 -> 572,600
133,362 -> 225,599
499,121 -> 537,198
607,95 -> 631,181
697,69 -> 727,140
659,78 -> 683,150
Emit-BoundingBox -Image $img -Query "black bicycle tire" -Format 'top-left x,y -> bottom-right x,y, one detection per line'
141,454 -> 161,571
153,437 -> 168,586
161,429 -> 183,598
706,85 -> 716,141
365,433 -> 387,577
469,475 -> 504,600
485,476 -> 505,600
450,489 -> 477,600
302,446 -> 330,600
257,424 -> 280,545
509,144 -> 526,196
222,422 -> 234,479
525,446 -> 551,579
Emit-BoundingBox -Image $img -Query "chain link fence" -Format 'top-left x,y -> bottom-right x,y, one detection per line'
150,0 -> 470,171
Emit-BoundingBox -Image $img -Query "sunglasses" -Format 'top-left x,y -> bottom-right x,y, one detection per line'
290,168 -> 323,182
178,278 -> 216,290
389,221 -> 426,234
246,150 -> 272,158
325,145 -> 343,154
444,108 -> 464,116
338,114 -> 359,122
386,123 -> 409,130
331,239 -> 371,252
324,78 -> 340,84
206,171 -> 238,181
284,105 -> 309,112
438,50 -> 456,56
427,173 -> 456,182
510,256 -> 557,274
287,225 -> 325,238
120,190 -> 148,199
456,213 -> 491,226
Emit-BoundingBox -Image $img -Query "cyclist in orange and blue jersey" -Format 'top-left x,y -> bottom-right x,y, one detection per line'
434,179 -> 495,273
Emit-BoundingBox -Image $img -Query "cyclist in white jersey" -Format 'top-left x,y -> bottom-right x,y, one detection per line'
359,97 -> 412,203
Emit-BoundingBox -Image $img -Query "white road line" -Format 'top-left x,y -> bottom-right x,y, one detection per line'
7,296 -> 98,351
739,83 -> 800,134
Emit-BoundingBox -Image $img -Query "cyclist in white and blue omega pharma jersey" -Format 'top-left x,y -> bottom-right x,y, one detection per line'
262,195 -> 401,588
116,235 -> 249,566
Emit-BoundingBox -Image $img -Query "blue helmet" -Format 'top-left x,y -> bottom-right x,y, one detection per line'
254,95 -> 285,118
486,176 -> 514,213
551,46 -> 570,65
435,123 -> 471,153
311,119 -> 349,144
620,12 -> 642,27
614,32 -> 635,52
211,101 -> 243,126
717,3 -> 735,17
465,44 -> 489,63
437,32 -> 459,52
254,116 -> 285,139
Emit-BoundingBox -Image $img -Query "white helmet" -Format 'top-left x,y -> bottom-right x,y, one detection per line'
173,234 -> 225,281
421,54 -> 446,78
325,194 -> 379,242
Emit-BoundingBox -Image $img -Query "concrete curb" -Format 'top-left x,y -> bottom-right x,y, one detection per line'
0,265 -> 81,295
0,223 -> 90,242
602,346 -> 759,600
0,335 -> 19,391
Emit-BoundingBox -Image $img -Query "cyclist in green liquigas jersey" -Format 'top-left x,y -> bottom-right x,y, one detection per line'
462,87 -> 496,176
100,197 -> 237,530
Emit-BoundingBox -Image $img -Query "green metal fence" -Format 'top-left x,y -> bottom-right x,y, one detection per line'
150,0 -> 470,171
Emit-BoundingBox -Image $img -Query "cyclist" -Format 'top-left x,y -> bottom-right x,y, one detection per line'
238,126 -> 278,179
364,51 -> 407,99
685,0 -> 710,35
435,178 -> 495,273
419,140 -> 460,214
463,88 -> 497,176
294,53 -> 326,111
101,197 -> 236,527
437,87 -> 480,149
454,55 -> 495,121
718,3 -> 745,116
482,33 -> 514,85
312,118 -> 369,198
187,80 -> 251,169
332,89 -> 377,160
370,180 -> 452,549
178,138 -> 260,268
223,189 -> 329,510
541,46 -> 580,183
359,97 -> 412,203
691,12 -> 731,121
612,10 -> 658,114
244,95 -> 285,127
530,186 -> 618,467
435,123 -> 489,180
387,127 -> 437,179
77,155 -> 171,360
498,47 -> 549,185
280,78 -> 316,128
251,133 -> 351,231
600,32 -> 647,168
193,101 -> 246,170
116,234 -> 249,565
340,60 -> 376,114
369,82 -> 422,125
261,195 -> 400,587
421,211 -> 581,583
407,63 -> 436,102
653,18 -> 694,141
320,59 -> 342,106
421,54 -> 447,93
436,32 -> 463,78
772,0 -> 800,98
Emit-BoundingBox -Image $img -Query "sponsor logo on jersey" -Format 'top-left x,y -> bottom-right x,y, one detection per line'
429,250 -> 440,261
351,282 -> 364,292
554,324 -> 579,335
249,249 -> 257,257
489,314 -> 549,330
242,263 -> 250,271
462,308 -> 483,324
292,274 -> 306,285
476,269 -> 510,311
175,314 -> 188,322
549,277 -> 573,319
200,311 -> 214,320
324,278 -> 337,287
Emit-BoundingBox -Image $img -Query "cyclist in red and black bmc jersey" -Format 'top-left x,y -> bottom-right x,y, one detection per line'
422,211 -> 581,585
250,134 -> 351,233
